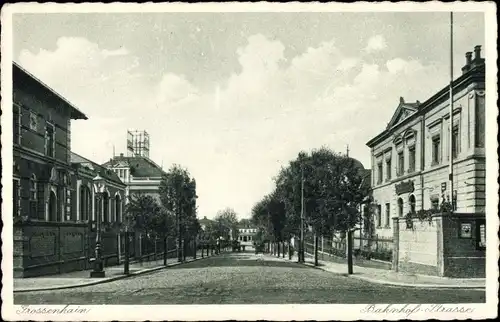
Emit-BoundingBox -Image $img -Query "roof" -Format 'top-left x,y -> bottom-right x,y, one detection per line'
366,53 -> 485,148
13,62 -> 88,120
71,152 -> 124,186
199,216 -> 212,225
102,155 -> 166,178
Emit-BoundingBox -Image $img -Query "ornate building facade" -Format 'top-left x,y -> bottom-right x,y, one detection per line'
366,46 -> 486,277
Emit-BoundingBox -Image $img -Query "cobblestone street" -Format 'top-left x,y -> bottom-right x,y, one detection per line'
15,252 -> 486,304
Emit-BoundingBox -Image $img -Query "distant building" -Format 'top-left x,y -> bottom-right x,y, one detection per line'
236,222 -> 258,245
199,216 -> 212,231
103,131 -> 166,203
366,46 -> 486,277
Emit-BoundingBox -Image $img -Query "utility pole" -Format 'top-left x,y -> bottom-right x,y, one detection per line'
300,165 -> 305,263
448,11 -> 455,209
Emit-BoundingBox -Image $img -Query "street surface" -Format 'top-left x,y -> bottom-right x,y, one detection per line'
15,252 -> 485,304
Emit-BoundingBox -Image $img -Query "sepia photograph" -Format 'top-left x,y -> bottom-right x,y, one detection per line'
1,2 -> 498,321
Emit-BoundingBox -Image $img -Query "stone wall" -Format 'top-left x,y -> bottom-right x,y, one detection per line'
14,221 -> 89,277
397,216 -> 440,275
14,221 -> 124,277
393,213 -> 486,277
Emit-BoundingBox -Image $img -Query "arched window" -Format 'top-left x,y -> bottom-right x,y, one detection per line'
409,194 -> 416,214
103,192 -> 109,223
29,174 -> 37,218
115,194 -> 121,223
80,185 -> 91,221
397,198 -> 404,217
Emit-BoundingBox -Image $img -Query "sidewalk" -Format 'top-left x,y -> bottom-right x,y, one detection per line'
273,253 -> 485,290
14,250 -> 215,293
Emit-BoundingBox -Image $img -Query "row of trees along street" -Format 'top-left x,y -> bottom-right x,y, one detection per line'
251,147 -> 369,273
124,164 -> 202,264
204,208 -> 240,246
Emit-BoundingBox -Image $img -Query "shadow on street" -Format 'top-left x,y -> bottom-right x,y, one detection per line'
170,253 -> 311,269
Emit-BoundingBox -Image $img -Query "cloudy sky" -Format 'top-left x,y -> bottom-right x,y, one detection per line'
13,11 -> 485,218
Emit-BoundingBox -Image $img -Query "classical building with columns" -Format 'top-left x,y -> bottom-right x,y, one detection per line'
12,62 -> 126,277
366,46 -> 486,277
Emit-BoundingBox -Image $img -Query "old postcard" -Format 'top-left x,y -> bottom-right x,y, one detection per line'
1,1 -> 498,321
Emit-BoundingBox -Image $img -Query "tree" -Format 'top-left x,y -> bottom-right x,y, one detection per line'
125,193 -> 161,237
273,147 -> 368,265
213,207 -> 239,242
251,191 -> 287,256
159,164 -> 198,261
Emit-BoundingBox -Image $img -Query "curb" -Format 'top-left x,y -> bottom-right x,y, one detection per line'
14,253 -> 217,293
267,254 -> 485,290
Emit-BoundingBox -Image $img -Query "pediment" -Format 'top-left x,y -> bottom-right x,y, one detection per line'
386,97 -> 420,130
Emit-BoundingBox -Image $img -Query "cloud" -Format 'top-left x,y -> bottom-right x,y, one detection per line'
102,47 -> 129,57
156,73 -> 199,106
365,35 -> 387,52
337,58 -> 359,71
17,34 -> 449,219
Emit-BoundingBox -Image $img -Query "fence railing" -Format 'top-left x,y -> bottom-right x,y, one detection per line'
302,234 -> 393,262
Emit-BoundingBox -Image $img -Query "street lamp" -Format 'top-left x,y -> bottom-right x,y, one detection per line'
90,173 -> 106,278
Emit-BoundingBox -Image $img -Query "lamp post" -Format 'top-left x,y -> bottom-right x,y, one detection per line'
90,174 -> 106,278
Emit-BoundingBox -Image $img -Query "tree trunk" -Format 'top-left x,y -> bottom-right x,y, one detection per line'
163,236 -> 167,266
154,235 -> 158,262
347,230 -> 353,275
193,239 -> 197,259
314,234 -> 319,266
277,242 -> 281,257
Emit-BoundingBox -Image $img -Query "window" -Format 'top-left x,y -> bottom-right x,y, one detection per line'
432,136 -> 441,165
376,205 -> 382,227
386,159 -> 392,181
397,198 -> 403,217
29,112 -> 38,131
13,104 -> 21,144
80,186 -> 86,221
409,195 -> 416,214
103,193 -> 109,223
45,123 -> 55,157
385,203 -> 391,227
431,197 -> 439,210
476,219 -> 486,250
408,147 -> 416,173
29,174 -> 37,218
398,151 -> 404,176
13,179 -> 20,217
115,195 -> 121,223
452,126 -> 460,159
377,163 -> 383,184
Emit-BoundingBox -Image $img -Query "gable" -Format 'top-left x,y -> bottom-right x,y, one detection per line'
386,97 -> 420,130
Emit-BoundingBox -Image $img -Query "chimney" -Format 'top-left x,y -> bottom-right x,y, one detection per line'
462,51 -> 473,74
474,45 -> 481,60
465,52 -> 473,65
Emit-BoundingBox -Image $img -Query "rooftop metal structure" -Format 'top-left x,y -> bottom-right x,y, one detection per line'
127,130 -> 150,158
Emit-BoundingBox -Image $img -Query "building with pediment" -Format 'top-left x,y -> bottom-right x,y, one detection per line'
366,46 -> 486,277
102,130 -> 166,203
102,151 -> 167,203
